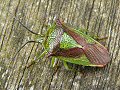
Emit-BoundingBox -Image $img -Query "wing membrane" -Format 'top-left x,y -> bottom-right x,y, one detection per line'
83,44 -> 110,67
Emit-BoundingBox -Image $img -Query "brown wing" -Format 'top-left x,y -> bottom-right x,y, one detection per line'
49,47 -> 84,58
56,19 -> 87,46
83,44 -> 110,67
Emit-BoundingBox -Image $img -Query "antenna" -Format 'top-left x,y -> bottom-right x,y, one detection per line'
8,11 -> 43,36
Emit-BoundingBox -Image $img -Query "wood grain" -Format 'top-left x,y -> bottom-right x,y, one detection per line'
0,0 -> 120,90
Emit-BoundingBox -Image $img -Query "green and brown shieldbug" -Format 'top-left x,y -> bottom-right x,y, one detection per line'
13,18 -> 110,69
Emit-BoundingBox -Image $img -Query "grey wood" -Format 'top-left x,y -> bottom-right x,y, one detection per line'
0,0 -> 120,90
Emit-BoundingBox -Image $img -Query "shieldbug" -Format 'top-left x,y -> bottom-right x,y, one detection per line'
12,17 -> 110,69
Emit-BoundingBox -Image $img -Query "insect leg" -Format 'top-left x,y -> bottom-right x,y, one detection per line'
63,61 -> 71,70
51,57 -> 58,67
26,50 -> 47,68
63,61 -> 77,71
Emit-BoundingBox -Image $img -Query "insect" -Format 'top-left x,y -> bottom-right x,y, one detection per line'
12,16 -> 110,69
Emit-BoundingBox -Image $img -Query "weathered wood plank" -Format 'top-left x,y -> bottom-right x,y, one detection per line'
0,0 -> 120,90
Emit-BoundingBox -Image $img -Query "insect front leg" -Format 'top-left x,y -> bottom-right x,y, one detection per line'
51,57 -> 60,68
25,50 -> 47,68
12,40 -> 43,70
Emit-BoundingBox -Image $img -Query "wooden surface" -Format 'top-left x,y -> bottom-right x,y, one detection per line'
0,0 -> 120,90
